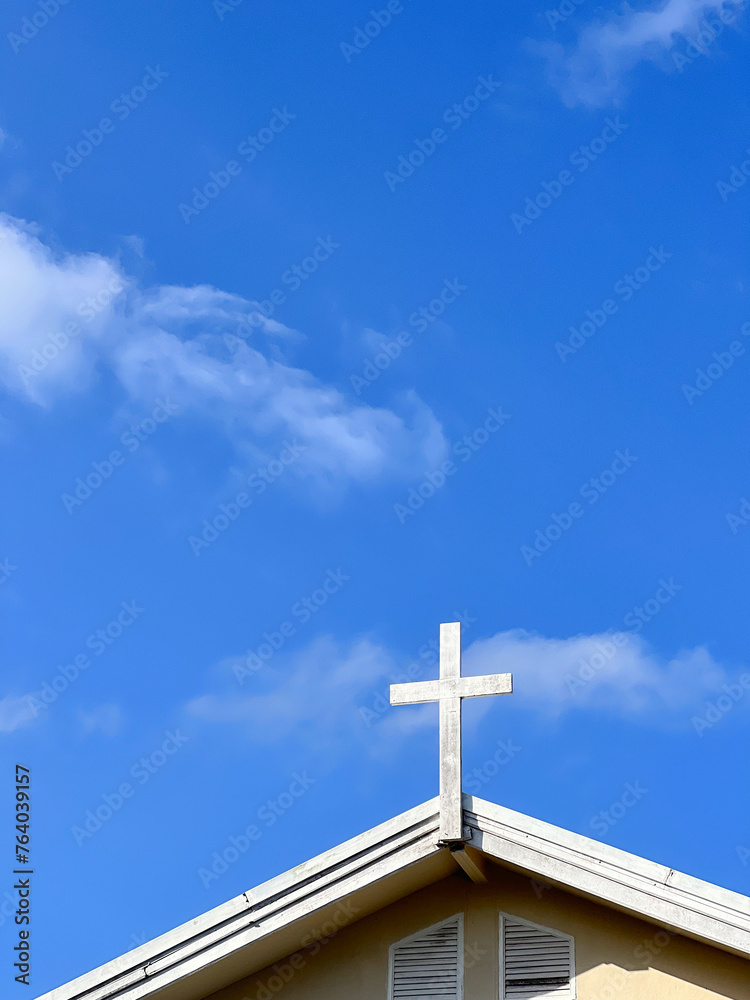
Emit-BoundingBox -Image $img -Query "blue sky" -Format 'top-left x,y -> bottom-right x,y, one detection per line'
1,0 -> 749,992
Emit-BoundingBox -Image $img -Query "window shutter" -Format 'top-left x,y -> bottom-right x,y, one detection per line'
500,914 -> 575,999
389,914 -> 463,1000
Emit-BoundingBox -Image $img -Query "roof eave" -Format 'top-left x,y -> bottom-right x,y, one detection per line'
465,795 -> 750,960
35,794 -> 750,1000
37,798 -> 444,1000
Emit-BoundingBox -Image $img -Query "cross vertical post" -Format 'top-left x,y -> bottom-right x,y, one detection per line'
390,621 -> 513,844
439,622 -> 463,841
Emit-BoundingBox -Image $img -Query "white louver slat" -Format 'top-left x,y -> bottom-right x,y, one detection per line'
389,914 -> 463,1000
501,914 -> 575,1000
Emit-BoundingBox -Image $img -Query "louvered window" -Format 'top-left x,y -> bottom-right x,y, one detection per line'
500,913 -> 575,999
389,913 -> 463,1000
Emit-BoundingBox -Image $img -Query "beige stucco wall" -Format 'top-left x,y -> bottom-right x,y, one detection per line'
207,862 -> 749,1000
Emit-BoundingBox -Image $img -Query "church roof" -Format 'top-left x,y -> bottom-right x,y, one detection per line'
39,795 -> 750,1000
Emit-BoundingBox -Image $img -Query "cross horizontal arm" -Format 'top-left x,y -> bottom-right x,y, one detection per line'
458,673 -> 513,699
390,680 -> 440,706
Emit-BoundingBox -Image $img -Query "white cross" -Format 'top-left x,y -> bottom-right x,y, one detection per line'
390,621 -> 512,843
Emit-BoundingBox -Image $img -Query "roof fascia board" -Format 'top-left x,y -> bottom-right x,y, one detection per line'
39,799 -> 441,1000
466,798 -> 750,957
36,795 -> 750,1000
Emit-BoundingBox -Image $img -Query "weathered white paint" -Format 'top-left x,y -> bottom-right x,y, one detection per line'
499,911 -> 576,999
464,798 -> 750,959
35,796 -> 750,1000
388,912 -> 464,1000
390,622 -> 512,842
451,844 -> 489,883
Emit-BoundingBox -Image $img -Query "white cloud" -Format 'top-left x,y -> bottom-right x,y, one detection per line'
186,635 -> 401,756
77,703 -> 123,737
0,216 -> 122,404
463,628 -> 736,721
0,214 -> 446,486
0,695 -> 35,733
534,0 -> 743,108
185,628 -> 746,750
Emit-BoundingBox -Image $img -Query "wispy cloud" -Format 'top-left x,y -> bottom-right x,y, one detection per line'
77,703 -> 123,737
533,0 -> 744,108
0,214 -> 446,489
0,216 -> 121,403
186,635 -> 401,758
0,695 -> 36,733
464,628 -> 737,722
184,628 -> 746,756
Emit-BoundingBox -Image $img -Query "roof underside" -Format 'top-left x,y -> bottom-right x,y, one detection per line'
38,796 -> 750,1000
